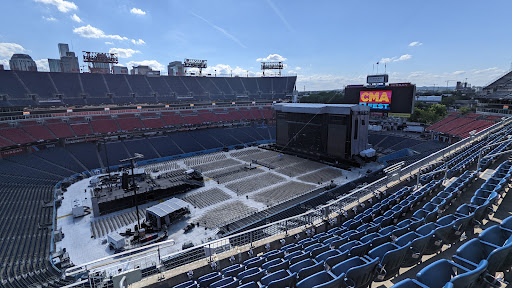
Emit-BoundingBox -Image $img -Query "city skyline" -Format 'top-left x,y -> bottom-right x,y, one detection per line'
0,0 -> 511,90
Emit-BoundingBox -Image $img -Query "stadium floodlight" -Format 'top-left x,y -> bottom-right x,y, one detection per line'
82,51 -> 119,74
261,61 -> 284,76
184,58 -> 207,75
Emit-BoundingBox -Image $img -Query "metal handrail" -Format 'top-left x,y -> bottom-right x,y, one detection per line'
63,117 -> 512,281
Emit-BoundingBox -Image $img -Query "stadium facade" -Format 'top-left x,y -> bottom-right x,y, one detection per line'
2,65 -> 512,288
0,70 -> 296,107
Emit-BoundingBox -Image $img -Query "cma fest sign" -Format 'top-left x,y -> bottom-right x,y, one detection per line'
359,90 -> 392,110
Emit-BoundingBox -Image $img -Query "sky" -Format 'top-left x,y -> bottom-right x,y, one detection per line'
0,0 -> 511,90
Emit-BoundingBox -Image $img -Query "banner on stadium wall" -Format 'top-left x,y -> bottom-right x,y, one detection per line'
190,103 -> 195,107
165,105 -> 170,108
1,147 -> 27,158
66,109 -> 73,113
504,105 -> 509,110
212,103 -> 216,106
23,111 -> 30,115
252,101 -> 256,104
232,102 -> 236,105
104,107 -> 110,111
388,113 -> 411,118
137,106 -> 142,110
359,90 -> 392,110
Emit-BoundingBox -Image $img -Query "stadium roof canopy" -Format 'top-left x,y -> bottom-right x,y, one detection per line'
146,198 -> 189,218
274,103 -> 369,115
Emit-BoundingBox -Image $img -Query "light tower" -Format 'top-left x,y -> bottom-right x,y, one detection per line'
183,58 -> 207,75
261,61 -> 284,76
82,51 -> 119,74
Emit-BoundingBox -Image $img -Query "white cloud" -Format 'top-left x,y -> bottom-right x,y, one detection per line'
294,66 -> 302,70
191,12 -> 247,48
453,70 -> 465,75
256,53 -> 287,62
73,24 -> 128,41
379,57 -> 394,64
379,54 -> 412,64
70,13 -> 82,23
126,60 -> 164,72
42,16 -> 57,22
409,41 -> 423,47
35,59 -> 49,71
473,67 -> 500,74
0,43 -> 26,58
73,25 -> 145,45
131,39 -> 145,45
0,59 -> 9,69
130,7 -> 146,15
109,48 -> 140,58
266,0 -> 293,32
395,54 -> 412,62
34,0 -> 77,13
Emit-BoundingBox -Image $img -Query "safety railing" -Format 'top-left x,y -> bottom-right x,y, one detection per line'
64,117 -> 512,285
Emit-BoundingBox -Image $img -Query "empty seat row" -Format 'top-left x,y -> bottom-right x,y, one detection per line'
393,215 -> 512,288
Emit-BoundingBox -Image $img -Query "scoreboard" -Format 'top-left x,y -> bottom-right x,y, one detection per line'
344,83 -> 416,116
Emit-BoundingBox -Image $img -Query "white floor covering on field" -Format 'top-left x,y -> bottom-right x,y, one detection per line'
56,146 -> 383,267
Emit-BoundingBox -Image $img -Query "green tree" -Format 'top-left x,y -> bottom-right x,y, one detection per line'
459,107 -> 471,115
429,104 -> 447,118
408,103 -> 447,124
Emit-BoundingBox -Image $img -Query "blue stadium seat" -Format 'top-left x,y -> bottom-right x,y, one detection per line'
296,271 -> 342,288
222,264 -> 244,277
368,242 -> 409,281
243,257 -> 265,269
478,225 -> 512,270
172,280 -> 197,288
265,271 -> 296,288
197,272 -> 221,288
315,249 -> 340,263
210,277 -> 237,288
453,238 -> 512,279
289,258 -> 323,281
395,232 -> 429,267
331,256 -> 379,288
416,222 -> 442,255
416,259 -> 487,288
310,244 -> 330,258
262,250 -> 284,261
434,214 -> 472,245
261,258 -> 283,271
237,267 -> 264,284
390,278 -> 429,288
266,259 -> 290,273
260,269 -> 289,286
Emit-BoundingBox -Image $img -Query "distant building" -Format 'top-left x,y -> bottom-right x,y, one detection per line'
48,59 -> 62,72
415,95 -> 442,104
48,43 -> 79,73
131,65 -> 160,76
0,64 -> 4,71
58,43 -> 68,58
168,61 -> 184,76
9,54 -> 37,71
112,65 -> 128,74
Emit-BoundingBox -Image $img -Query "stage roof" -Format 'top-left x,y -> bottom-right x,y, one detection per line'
146,198 -> 189,218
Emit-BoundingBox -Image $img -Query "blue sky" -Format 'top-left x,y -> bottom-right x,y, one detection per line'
0,0 -> 511,90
